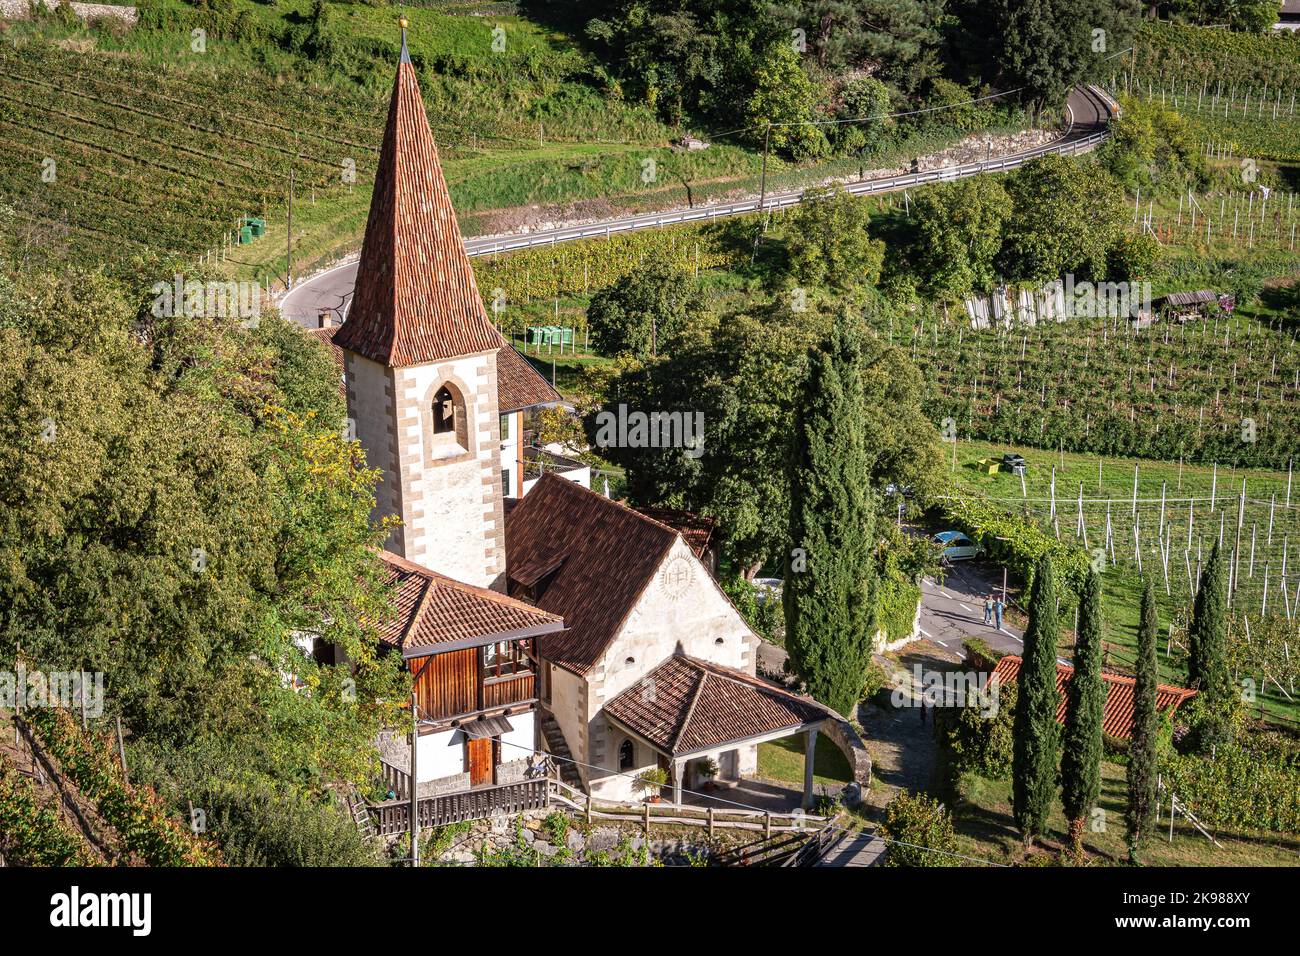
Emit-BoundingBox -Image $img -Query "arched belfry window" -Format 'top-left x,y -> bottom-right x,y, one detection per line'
618,739 -> 635,771
434,385 -> 457,435
429,381 -> 470,458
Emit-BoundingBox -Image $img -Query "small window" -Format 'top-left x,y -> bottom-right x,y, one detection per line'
500,414 -> 511,441
433,385 -> 456,435
618,739 -> 635,771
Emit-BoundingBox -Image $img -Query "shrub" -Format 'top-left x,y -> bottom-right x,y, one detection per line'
940,678 -> 1018,779
882,791 -> 960,866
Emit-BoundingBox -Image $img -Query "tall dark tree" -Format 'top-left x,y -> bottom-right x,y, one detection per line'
1012,554 -> 1061,848
1186,539 -> 1233,751
1126,577 -> 1160,864
1186,540 -> 1226,689
782,321 -> 876,716
1061,568 -> 1104,862
961,0 -> 1141,117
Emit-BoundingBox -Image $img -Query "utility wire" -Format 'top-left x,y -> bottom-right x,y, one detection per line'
418,716 -> 1008,866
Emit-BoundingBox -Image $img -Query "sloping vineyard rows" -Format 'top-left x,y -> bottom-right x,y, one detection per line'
1133,21 -> 1300,92
0,40 -> 386,270
892,310 -> 1300,468
1113,76 -> 1300,163
474,221 -> 745,307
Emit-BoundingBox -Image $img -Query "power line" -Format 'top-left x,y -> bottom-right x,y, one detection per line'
418,716 -> 1008,866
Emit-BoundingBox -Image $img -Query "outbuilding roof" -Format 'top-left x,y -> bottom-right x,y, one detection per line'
991,655 -> 1196,740
604,655 -> 831,756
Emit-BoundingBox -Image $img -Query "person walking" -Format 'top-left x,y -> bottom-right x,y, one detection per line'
983,593 -> 994,626
994,594 -> 1005,631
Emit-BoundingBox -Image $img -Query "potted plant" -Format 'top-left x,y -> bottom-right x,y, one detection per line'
633,767 -> 669,803
697,758 -> 720,791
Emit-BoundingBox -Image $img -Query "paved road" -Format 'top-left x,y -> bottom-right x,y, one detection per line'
918,560 -> 1026,658
279,85 -> 1117,327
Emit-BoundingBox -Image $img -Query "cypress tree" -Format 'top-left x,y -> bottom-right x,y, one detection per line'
783,322 -> 875,717
1186,540 -> 1225,689
1061,568 -> 1104,862
1012,554 -> 1060,849
1186,540 -> 1232,751
1126,577 -> 1159,864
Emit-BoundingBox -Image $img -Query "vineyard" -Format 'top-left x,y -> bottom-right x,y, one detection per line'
898,301 -> 1300,470
0,37 -> 385,274
1125,20 -> 1300,164
945,439 -> 1300,726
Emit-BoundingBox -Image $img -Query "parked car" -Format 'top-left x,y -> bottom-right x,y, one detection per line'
1001,453 -> 1027,476
932,530 -> 985,562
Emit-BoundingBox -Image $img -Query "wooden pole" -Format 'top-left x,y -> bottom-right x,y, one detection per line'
410,692 -> 420,867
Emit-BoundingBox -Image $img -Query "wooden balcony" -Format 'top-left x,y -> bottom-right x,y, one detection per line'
482,672 -> 535,709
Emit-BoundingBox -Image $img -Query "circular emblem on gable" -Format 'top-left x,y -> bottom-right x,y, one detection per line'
659,555 -> 694,599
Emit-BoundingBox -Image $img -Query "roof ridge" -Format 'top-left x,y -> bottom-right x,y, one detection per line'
376,549 -> 561,619
670,663 -> 709,754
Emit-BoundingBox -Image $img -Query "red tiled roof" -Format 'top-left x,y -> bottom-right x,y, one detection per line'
992,655 -> 1197,741
332,47 -> 500,367
376,550 -> 563,657
605,656 -> 830,755
496,340 -> 562,413
506,473 -> 680,675
632,507 -> 714,560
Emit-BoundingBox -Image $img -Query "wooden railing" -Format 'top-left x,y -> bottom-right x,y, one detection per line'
369,777 -> 549,836
481,672 -> 535,709
379,759 -> 410,801
546,779 -> 829,836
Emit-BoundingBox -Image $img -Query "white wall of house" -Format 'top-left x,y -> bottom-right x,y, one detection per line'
521,464 -> 590,497
572,536 -> 760,801
499,711 -> 535,765
416,728 -> 464,783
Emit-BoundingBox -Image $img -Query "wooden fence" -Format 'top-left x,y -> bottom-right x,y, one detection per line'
365,774 -> 831,839
370,777 -> 549,836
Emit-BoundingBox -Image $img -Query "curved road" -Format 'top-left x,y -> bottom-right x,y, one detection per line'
281,85 -> 1117,327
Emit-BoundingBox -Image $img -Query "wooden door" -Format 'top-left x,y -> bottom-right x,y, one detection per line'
467,737 -> 493,786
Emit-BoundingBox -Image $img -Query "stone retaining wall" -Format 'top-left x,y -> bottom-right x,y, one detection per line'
0,0 -> 138,25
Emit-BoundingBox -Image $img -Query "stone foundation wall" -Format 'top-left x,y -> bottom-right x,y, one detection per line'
0,0 -> 138,24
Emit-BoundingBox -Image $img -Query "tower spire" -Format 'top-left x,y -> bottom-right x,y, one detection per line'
334,19 -> 499,367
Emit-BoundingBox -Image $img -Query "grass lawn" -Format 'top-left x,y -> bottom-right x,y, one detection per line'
951,761 -> 1300,866
756,735 -> 853,789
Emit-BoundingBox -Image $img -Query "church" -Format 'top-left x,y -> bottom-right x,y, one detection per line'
315,27 -> 867,812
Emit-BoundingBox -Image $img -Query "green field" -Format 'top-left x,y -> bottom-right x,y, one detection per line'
0,3 -> 1034,282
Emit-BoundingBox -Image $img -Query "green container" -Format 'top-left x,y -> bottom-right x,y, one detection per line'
248,218 -> 266,237
238,225 -> 253,244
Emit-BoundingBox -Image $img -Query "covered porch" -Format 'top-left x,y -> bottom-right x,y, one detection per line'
602,655 -> 840,812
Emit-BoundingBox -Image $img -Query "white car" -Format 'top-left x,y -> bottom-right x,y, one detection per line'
933,530 -> 984,562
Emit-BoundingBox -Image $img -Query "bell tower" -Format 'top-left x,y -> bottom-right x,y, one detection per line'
334,23 -> 506,589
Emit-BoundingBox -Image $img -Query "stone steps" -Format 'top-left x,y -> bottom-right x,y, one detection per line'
539,713 -> 583,789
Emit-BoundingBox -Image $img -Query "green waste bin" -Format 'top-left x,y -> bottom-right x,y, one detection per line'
238,225 -> 253,244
